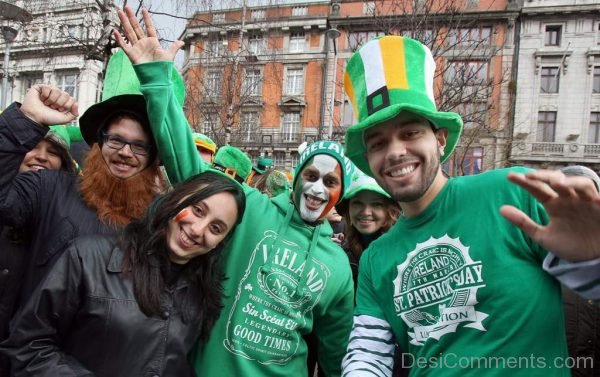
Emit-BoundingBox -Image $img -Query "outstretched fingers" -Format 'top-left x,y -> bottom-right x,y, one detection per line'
500,205 -> 543,244
142,9 -> 157,38
117,7 -> 138,44
506,172 -> 558,204
126,6 -> 146,41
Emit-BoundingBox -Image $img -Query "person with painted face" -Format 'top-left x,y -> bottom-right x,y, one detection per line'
0,126 -> 78,376
1,171 -> 246,376
113,6 -> 354,376
0,50 -> 173,312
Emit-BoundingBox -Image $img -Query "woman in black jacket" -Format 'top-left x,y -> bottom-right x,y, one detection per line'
1,171 -> 246,377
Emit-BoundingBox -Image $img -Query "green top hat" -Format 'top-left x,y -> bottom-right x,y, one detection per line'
252,156 -> 273,174
212,145 -> 252,184
343,35 -> 463,177
79,50 -> 186,148
192,132 -> 217,154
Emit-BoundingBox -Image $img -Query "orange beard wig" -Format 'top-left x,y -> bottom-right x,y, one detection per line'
79,145 -> 165,227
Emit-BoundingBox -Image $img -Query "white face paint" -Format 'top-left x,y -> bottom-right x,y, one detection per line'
295,155 -> 342,223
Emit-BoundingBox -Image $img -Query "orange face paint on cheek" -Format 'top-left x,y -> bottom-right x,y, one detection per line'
175,209 -> 189,222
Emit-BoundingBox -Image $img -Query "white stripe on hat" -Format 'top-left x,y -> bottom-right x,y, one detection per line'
422,43 -> 436,105
360,40 -> 386,96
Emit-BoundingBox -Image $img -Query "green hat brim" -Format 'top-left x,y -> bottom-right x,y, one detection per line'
79,94 -> 148,146
335,183 -> 391,215
345,103 -> 462,177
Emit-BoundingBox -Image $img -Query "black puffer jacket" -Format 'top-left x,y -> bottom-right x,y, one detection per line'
0,103 -> 114,303
1,236 -> 202,377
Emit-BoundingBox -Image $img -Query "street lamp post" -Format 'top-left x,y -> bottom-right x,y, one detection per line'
325,28 -> 340,139
0,1 -> 32,110
318,28 -> 341,140
1,26 -> 18,110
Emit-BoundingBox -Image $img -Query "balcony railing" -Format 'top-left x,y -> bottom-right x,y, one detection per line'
204,130 -> 317,148
512,141 -> 600,161
531,142 -> 564,154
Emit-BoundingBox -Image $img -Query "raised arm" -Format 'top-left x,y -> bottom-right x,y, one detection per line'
114,6 -> 208,184
0,86 -> 77,228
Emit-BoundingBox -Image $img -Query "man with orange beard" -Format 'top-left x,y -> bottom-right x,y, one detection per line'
0,51 -> 168,309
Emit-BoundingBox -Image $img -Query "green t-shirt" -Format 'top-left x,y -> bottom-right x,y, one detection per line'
356,168 -> 569,376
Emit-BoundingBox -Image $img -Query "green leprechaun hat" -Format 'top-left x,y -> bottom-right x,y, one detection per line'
343,35 -> 463,177
335,167 -> 391,214
212,145 -> 252,185
252,156 -> 273,174
79,49 -> 185,148
192,132 -> 217,154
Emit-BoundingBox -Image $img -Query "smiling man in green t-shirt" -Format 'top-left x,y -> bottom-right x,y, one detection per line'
341,35 -> 599,377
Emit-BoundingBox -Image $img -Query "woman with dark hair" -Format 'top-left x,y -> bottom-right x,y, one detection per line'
1,170 -> 246,377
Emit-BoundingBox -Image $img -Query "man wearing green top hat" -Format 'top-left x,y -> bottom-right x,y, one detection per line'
0,49 -> 180,315
114,6 -> 354,377
340,36 -> 600,376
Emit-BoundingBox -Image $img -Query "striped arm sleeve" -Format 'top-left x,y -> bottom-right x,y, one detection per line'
544,253 -> 600,302
342,314 -> 396,377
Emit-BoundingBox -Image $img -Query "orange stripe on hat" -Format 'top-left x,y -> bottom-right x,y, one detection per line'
344,71 -> 359,118
381,37 -> 408,90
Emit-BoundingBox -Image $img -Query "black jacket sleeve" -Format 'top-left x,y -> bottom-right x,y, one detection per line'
0,243 -> 94,376
0,103 -> 48,228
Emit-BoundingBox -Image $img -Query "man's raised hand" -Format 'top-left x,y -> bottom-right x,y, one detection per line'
20,85 -> 78,126
113,6 -> 183,65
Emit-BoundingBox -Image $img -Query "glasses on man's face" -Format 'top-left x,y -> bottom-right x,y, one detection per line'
101,133 -> 152,157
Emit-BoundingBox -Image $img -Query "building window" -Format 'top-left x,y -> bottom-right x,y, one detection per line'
445,61 -> 488,84
248,34 -> 264,55
205,70 -> 221,97
292,6 -> 307,17
537,111 -> 556,142
290,152 -> 299,168
205,37 -> 226,57
540,67 -> 560,93
593,67 -> 600,93
545,25 -> 561,46
213,13 -> 225,22
589,112 -> 600,143
282,112 -> 300,142
289,32 -> 305,53
273,151 -> 286,167
285,67 -> 304,95
243,69 -> 262,96
21,73 -> 43,99
597,23 -> 600,45
347,31 -> 385,51
442,147 -> 483,176
202,112 -> 219,135
342,98 -> 356,128
448,27 -> 491,48
56,71 -> 78,98
455,101 -> 487,129
241,111 -> 259,141
363,1 -> 376,15
251,9 -> 265,20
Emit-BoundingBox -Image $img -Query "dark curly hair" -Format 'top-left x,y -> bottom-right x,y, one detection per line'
120,171 -> 246,340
